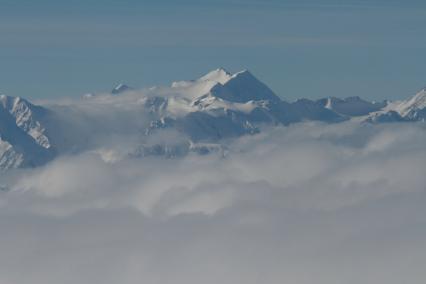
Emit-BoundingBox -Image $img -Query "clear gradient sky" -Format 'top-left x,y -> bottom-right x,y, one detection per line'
1,0 -> 425,101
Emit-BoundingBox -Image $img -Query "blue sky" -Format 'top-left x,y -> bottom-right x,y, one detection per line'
1,0 -> 425,101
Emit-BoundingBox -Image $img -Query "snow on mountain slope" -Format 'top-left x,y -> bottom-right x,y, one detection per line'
0,95 -> 54,169
393,88 -> 426,121
111,83 -> 132,94
170,79 -> 219,101
394,88 -> 426,116
198,68 -> 232,84
0,95 -> 51,148
289,99 -> 347,123
143,69 -> 347,141
365,88 -> 426,123
0,137 -> 23,169
365,110 -> 406,123
316,96 -> 386,117
169,69 -> 280,104
210,70 -> 282,103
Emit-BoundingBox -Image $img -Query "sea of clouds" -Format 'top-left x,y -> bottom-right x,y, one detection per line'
0,121 -> 425,284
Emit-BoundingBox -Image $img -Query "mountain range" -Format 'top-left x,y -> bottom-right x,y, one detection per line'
0,68 -> 425,170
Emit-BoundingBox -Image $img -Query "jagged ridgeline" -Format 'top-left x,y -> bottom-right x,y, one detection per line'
1,69 -> 425,170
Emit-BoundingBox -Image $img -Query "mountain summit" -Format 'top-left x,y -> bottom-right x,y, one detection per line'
366,88 -> 426,122
112,83 -> 132,94
198,68 -> 232,84
394,88 -> 426,116
209,70 -> 282,103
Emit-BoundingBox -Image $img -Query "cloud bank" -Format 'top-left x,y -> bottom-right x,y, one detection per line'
0,121 -> 425,284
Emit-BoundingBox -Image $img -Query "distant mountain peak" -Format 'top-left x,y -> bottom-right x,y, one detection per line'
394,88 -> 426,116
209,69 -> 281,103
316,96 -> 386,117
232,69 -> 250,76
112,83 -> 132,94
198,68 -> 232,85
363,86 -> 426,123
0,94 -> 26,110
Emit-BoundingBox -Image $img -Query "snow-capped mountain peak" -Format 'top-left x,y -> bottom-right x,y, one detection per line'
112,83 -> 132,94
317,96 -> 386,117
0,94 -> 54,169
394,88 -> 426,116
363,87 -> 426,123
198,68 -> 232,84
0,94 -> 18,109
0,94 -> 51,149
169,69 -> 281,104
209,69 -> 282,103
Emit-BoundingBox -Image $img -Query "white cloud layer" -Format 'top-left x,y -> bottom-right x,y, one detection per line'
0,121 -> 426,284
